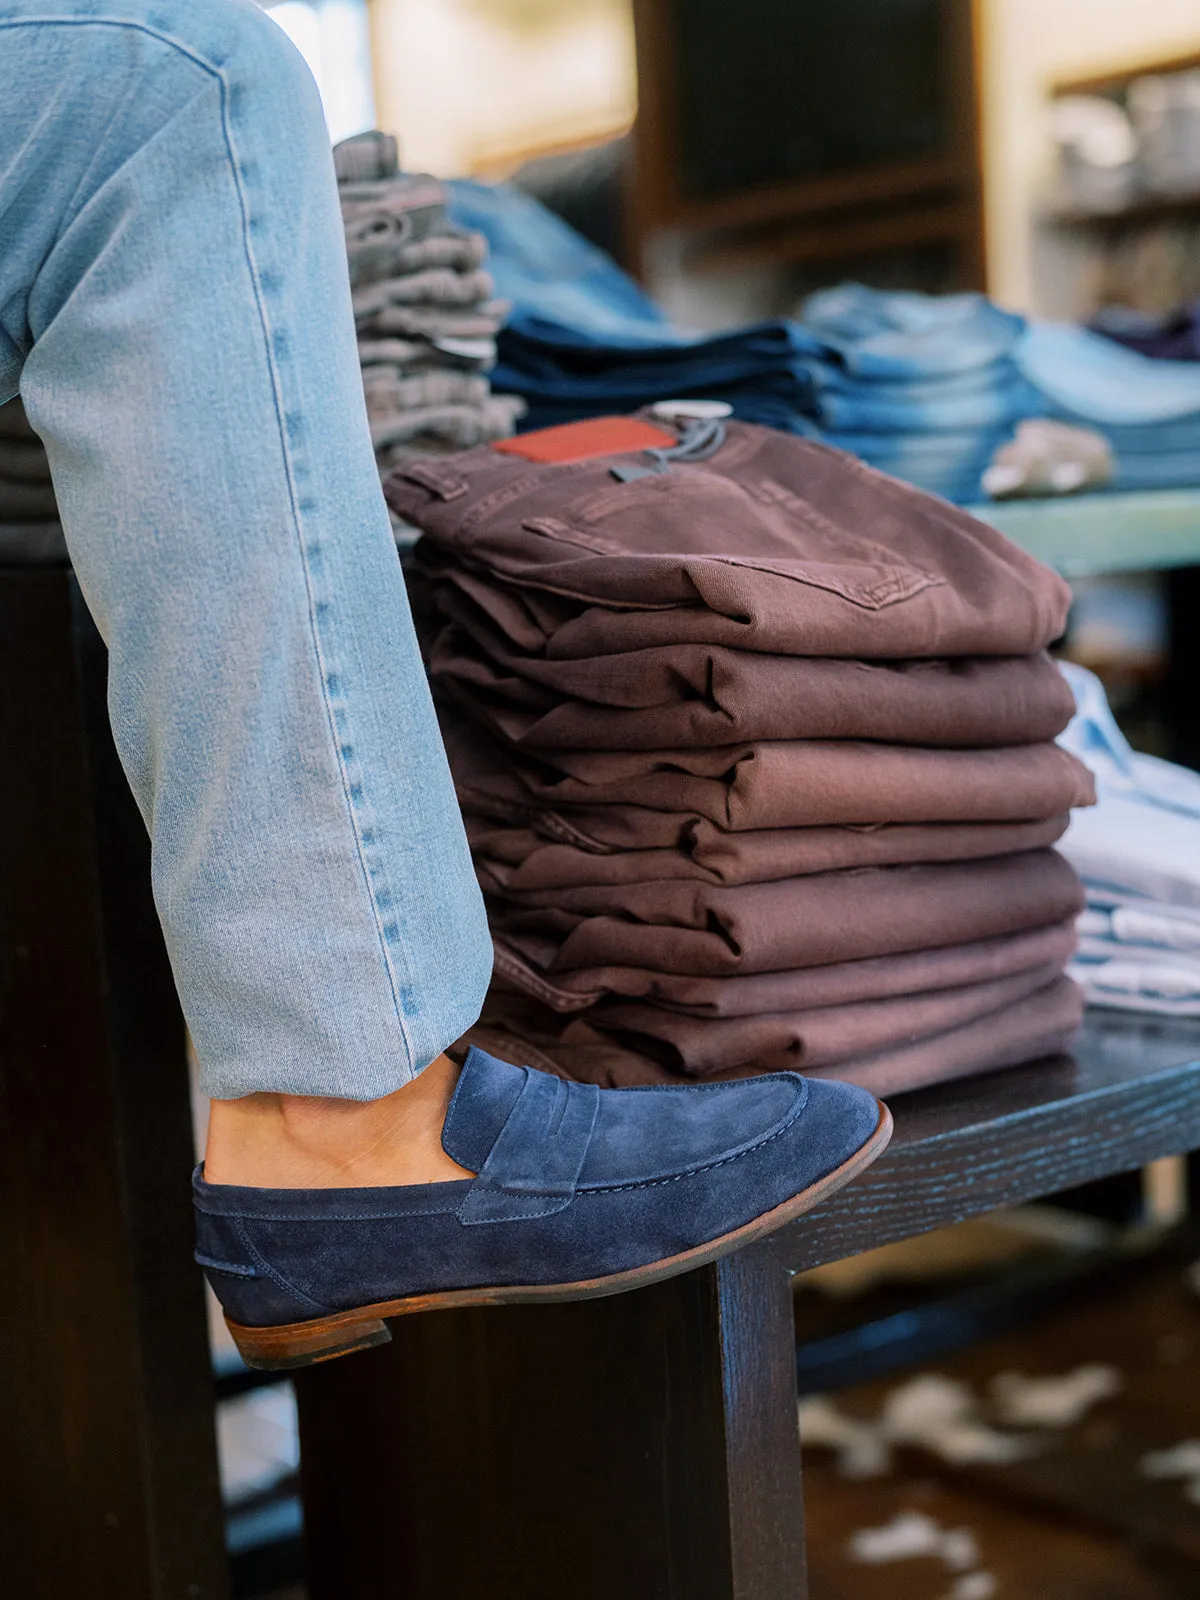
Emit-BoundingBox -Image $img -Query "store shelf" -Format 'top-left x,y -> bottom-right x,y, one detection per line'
968,488 -> 1200,578
1047,187 -> 1200,230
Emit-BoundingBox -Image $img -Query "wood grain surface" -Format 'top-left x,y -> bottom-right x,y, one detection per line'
773,1017 -> 1200,1276
0,572 -> 228,1600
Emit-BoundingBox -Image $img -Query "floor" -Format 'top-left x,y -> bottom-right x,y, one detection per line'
799,1226 -> 1200,1599
232,1213 -> 1200,1599
804,1467 -> 1188,1600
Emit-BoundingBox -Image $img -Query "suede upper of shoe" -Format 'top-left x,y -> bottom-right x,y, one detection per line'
193,1047 -> 882,1326
441,1046 -> 809,1191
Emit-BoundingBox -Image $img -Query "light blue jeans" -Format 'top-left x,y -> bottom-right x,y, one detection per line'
0,0 -> 493,1099
799,283 -> 1027,378
1018,321 -> 1200,426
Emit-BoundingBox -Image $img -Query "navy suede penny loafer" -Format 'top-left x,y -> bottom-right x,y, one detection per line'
195,1046 -> 892,1370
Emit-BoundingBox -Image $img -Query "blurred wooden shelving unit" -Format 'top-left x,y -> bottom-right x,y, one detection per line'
628,0 -> 986,295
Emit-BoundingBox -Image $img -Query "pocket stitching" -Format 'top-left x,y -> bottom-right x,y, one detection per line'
535,474 -> 944,612
711,555 -> 939,610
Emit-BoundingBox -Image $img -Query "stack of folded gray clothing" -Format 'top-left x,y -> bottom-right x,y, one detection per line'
334,131 -> 524,498
0,397 -> 66,564
389,412 -> 1097,1097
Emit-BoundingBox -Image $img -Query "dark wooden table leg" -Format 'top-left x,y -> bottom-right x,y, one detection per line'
0,572 -> 229,1600
1166,564 -> 1200,773
298,1243 -> 807,1600
715,1247 -> 809,1598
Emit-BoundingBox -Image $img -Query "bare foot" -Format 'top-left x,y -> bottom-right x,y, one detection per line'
203,1052 -> 473,1188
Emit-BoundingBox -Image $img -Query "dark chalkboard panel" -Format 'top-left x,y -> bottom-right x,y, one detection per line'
671,0 -> 946,201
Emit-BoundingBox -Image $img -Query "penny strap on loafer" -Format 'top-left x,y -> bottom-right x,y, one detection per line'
457,1067 -> 600,1224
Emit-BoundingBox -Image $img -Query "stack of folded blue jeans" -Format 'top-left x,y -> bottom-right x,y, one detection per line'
1057,661 -> 1200,1015
334,135 -> 524,483
795,284 -> 1045,504
1091,301 -> 1200,363
443,186 -> 1026,502
1016,321 -> 1200,492
447,180 -> 1200,500
447,178 -> 823,434
797,287 -> 1200,496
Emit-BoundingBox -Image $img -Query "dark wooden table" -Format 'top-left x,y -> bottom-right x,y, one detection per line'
296,1015 -> 1200,1600
5,566 -> 1200,1600
0,569 -> 227,1599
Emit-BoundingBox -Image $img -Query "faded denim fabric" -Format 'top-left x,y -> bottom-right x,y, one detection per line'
447,177 -> 824,433
445,187 -> 1200,502
796,286 -> 1036,501
1019,321 -> 1200,426
448,178 -> 678,349
819,427 -> 1014,504
807,290 -> 1200,499
0,0 -> 492,1098
799,283 -> 1026,378
812,379 -> 1042,434
1016,322 -> 1200,493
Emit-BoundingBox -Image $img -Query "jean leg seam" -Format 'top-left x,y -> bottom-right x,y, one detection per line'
212,74 -> 418,1071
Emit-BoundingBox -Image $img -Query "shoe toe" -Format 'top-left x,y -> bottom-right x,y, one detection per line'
786,1075 -> 886,1190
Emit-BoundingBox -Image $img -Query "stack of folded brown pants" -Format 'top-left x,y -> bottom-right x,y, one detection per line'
386,413 -> 1096,1096
333,131 -> 525,504
0,397 -> 66,564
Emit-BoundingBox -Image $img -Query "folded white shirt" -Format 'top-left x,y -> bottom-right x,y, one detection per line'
1079,900 -> 1200,953
1071,953 -> 1200,1014
1058,661 -> 1200,911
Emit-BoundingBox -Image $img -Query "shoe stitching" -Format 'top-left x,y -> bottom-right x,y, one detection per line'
197,1199 -> 467,1224
578,1079 -> 812,1194
456,1193 -> 575,1225
195,1251 -> 258,1279
234,1217 -> 337,1313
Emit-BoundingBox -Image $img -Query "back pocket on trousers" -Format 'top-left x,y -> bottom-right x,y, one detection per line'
556,470 -> 941,611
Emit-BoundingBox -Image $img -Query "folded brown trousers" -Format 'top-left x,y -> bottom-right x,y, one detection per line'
430,623 -> 1076,750
490,917 -> 1078,1014
467,813 -> 1070,892
455,729 -> 1093,831
589,961 -> 1065,1076
388,422 -> 1070,658
448,716 -> 1094,857
464,974 -> 1083,1095
813,975 -> 1083,1097
490,848 -> 1084,979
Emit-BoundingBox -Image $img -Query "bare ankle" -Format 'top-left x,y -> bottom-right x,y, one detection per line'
203,1053 -> 474,1189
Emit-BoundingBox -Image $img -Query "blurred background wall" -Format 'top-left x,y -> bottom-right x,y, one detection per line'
272,0 -> 1200,317
264,0 -> 376,142
367,0 -> 636,177
982,0 -> 1200,309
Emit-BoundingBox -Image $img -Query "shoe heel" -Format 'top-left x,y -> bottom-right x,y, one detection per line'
227,1311 -> 394,1371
